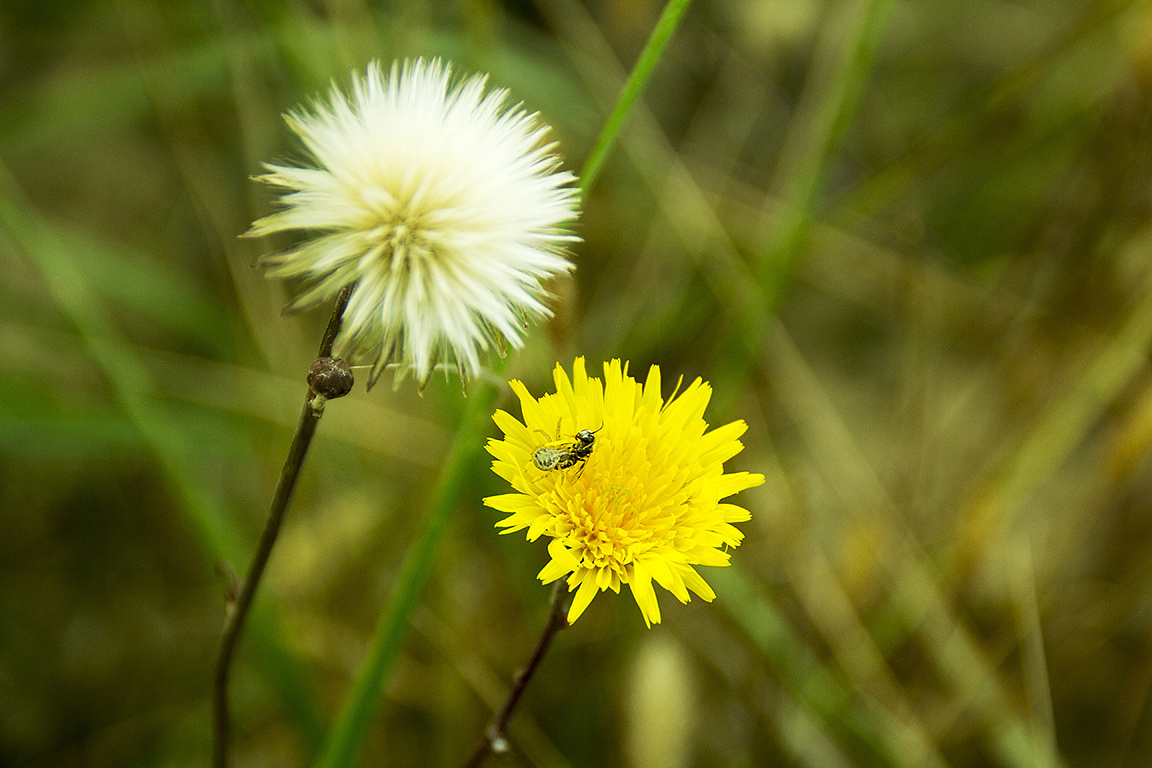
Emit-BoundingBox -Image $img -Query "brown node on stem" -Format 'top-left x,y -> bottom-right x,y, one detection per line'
308,356 -> 354,399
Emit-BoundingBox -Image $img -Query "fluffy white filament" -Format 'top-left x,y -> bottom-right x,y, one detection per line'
250,59 -> 579,389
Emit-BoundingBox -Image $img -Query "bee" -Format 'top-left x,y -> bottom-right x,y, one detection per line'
532,424 -> 602,477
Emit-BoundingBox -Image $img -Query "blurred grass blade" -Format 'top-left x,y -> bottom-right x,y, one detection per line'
0,161 -> 234,560
712,0 -> 896,410
578,0 -> 694,197
0,40 -> 237,157
1011,543 -> 1058,762
711,565 -> 912,768
313,380 -> 500,768
785,535 -> 951,767
764,320 -> 1064,768
53,223 -> 231,354
757,0 -> 897,299
964,259 -> 1152,545
0,161 -> 325,748
773,694 -> 855,768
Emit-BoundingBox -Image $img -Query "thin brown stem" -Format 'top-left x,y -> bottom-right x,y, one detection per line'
212,283 -> 355,768
462,581 -> 570,768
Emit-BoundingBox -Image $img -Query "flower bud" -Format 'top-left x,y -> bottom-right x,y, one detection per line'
308,357 -> 354,399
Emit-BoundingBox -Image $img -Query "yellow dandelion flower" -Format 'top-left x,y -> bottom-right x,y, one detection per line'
484,358 -> 764,627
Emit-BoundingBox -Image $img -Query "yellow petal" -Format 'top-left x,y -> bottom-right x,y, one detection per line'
567,573 -> 600,623
630,564 -> 661,628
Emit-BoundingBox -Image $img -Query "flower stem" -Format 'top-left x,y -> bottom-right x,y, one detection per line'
212,282 -> 356,768
461,581 -> 569,768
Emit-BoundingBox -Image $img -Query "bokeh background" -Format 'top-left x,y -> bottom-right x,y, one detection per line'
4,0 -> 1152,766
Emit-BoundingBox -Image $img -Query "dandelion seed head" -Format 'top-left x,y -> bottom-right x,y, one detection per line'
249,59 -> 579,389
484,359 -> 764,627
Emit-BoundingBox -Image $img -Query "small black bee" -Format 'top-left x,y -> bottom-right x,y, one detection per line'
532,425 -> 602,477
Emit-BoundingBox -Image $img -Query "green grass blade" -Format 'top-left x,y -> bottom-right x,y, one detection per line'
313,379 -> 500,768
578,0 -> 694,198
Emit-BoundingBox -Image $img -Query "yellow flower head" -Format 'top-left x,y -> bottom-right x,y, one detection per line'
484,359 -> 764,627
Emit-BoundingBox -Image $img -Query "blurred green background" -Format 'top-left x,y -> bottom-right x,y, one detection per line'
4,0 -> 1152,766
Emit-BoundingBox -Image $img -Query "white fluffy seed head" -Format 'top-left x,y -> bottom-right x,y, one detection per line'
249,58 -> 580,389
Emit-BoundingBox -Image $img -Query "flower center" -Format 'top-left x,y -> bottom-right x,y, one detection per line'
360,207 -> 437,274
544,457 -> 686,576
